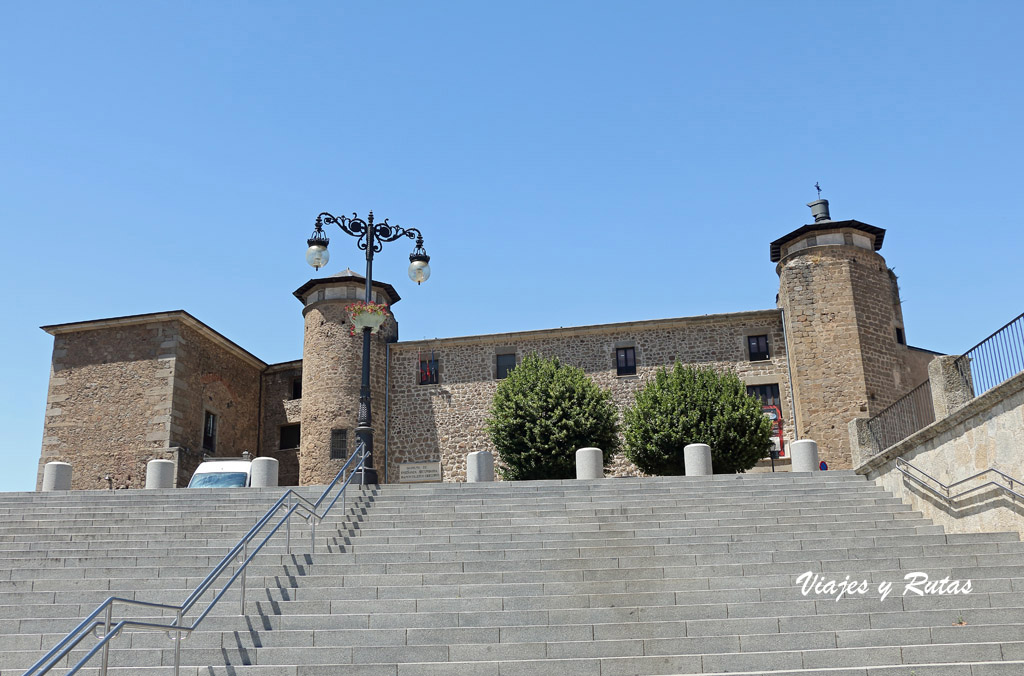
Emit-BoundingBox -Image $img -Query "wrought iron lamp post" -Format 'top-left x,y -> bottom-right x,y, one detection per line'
305,211 -> 431,484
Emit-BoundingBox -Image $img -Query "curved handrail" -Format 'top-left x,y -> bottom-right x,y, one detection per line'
895,456 -> 1024,502
23,442 -> 369,676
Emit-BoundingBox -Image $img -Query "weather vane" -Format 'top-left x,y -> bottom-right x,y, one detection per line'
815,182 -> 822,199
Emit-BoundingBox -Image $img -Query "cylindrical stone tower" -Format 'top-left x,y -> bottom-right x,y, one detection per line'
771,199 -> 914,468
293,268 -> 400,485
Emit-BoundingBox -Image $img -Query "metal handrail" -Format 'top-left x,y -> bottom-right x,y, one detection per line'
866,379 -> 936,454
952,311 -> 1024,397
895,456 -> 1024,502
23,442 -> 369,676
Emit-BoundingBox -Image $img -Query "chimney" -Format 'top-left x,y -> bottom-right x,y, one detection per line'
807,199 -> 831,222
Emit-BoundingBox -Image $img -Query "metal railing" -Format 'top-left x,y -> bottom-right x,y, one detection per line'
896,456 -> 1024,502
954,311 -> 1024,398
23,442 -> 368,676
866,379 -> 936,454
864,311 -> 1024,455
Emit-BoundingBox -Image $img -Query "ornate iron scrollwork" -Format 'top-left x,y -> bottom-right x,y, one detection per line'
318,211 -> 424,254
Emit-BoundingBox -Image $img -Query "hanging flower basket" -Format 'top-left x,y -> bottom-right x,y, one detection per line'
347,301 -> 390,336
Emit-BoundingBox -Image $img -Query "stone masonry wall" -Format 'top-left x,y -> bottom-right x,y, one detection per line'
386,311 -> 794,483
260,362 -> 303,486
778,248 -> 864,469
857,370 -> 1024,537
170,323 -> 262,470
779,245 -> 915,470
38,322 -> 178,490
905,346 -> 939,392
299,294 -> 393,485
849,252 -> 915,413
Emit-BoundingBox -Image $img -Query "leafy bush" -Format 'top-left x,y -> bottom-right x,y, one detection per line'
486,353 -> 620,481
623,363 -> 772,475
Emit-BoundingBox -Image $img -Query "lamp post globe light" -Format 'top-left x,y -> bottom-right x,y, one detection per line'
305,211 -> 430,485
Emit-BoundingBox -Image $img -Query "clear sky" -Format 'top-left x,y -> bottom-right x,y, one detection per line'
2,2 -> 1021,493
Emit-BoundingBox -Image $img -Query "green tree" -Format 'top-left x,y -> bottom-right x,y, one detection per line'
623,363 -> 772,475
486,353 -> 620,481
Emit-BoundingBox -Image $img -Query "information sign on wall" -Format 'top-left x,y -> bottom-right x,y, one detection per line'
399,461 -> 443,483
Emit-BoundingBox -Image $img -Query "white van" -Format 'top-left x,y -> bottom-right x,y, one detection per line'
187,459 -> 253,488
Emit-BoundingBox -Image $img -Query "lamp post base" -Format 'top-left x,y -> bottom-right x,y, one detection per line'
355,424 -> 377,486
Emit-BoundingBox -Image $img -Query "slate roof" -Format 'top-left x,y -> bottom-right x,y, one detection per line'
769,219 -> 886,262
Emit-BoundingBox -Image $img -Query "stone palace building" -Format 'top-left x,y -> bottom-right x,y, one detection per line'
36,199 -> 940,489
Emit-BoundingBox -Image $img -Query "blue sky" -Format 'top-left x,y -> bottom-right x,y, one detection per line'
2,2 -> 1021,492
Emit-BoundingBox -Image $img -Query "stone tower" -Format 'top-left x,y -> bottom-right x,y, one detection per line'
771,199 -> 913,468
293,268 -> 400,485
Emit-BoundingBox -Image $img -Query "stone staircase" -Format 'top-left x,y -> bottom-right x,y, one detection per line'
3,471 -> 1024,675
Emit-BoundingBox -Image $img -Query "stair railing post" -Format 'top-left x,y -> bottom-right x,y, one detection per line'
311,516 -> 317,555
286,494 -> 292,554
173,609 -> 183,676
100,603 -> 112,675
239,540 -> 248,615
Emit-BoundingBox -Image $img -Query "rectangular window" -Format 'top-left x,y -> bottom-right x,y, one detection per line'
748,335 -> 770,361
203,411 -> 217,453
496,353 -> 516,379
279,423 -> 300,450
616,347 -> 636,376
747,383 -> 781,407
895,328 -> 905,345
419,357 -> 439,385
330,429 -> 348,460
291,377 -> 302,400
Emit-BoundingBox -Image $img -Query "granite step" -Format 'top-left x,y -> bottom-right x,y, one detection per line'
7,473 -> 1024,675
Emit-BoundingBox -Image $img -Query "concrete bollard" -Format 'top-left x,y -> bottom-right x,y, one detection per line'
791,439 -> 821,473
42,462 -> 72,491
575,447 -> 604,480
683,444 -> 713,476
466,450 -> 494,482
251,457 -> 279,487
145,459 -> 175,489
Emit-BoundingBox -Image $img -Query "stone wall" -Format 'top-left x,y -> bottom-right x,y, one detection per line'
38,226 -> 936,489
298,288 -> 393,485
260,361 -> 303,486
850,259 -> 915,412
778,245 -> 913,469
855,370 -> 1024,536
170,323 -> 262,466
38,313 -> 266,490
386,310 -> 794,483
905,346 -> 941,393
38,321 -> 178,490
